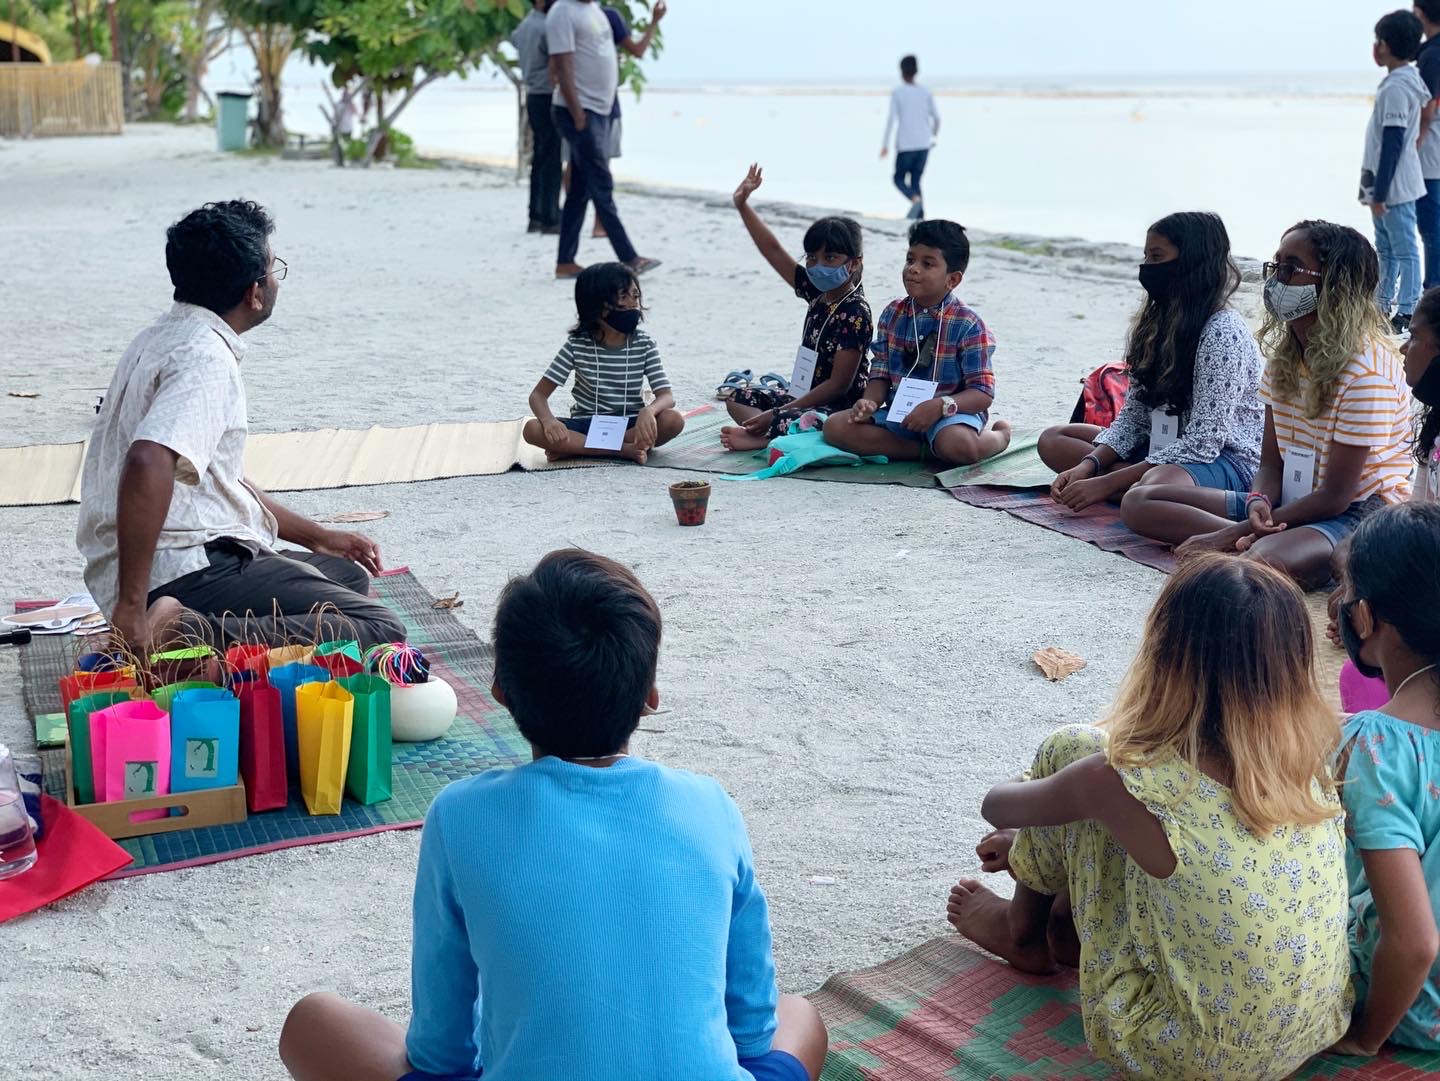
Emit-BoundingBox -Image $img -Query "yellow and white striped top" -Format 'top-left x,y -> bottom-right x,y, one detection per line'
1261,344 -> 1414,505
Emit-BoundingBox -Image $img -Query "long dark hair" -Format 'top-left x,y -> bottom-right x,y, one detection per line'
1348,503 -> 1440,671
570,262 -> 643,341
1124,211 -> 1240,415
1413,288 -> 1440,466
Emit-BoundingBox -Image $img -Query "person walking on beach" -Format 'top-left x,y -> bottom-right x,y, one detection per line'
588,1 -> 666,240
76,200 -> 405,656
511,0 -> 561,234
547,0 -> 659,279
881,55 -> 940,221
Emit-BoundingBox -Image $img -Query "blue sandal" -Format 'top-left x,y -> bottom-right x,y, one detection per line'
715,369 -> 755,400
757,372 -> 791,395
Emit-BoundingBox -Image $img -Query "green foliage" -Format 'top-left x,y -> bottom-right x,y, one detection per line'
8,0 -> 80,61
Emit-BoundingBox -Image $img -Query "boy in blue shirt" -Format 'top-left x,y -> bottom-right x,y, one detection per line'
278,549 -> 827,1081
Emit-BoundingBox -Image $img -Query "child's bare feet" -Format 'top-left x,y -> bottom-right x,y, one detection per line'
976,418 -> 1013,461
946,878 -> 1056,974
719,425 -> 769,452
621,446 -> 649,465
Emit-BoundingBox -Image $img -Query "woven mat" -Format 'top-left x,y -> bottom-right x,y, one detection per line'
21,570 -> 527,878
809,935 -> 1440,1079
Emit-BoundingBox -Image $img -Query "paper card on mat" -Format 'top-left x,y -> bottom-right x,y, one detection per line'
584,415 -> 628,451
1281,447 -> 1317,506
886,378 -> 939,423
1149,408 -> 1180,451
790,346 -> 819,396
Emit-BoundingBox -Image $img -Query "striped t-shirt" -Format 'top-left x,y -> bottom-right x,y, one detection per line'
1260,343 -> 1413,505
543,328 -> 670,418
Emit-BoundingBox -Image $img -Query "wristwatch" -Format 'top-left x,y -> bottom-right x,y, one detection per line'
940,396 -> 958,417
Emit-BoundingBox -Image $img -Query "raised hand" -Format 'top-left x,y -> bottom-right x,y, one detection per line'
733,163 -> 764,208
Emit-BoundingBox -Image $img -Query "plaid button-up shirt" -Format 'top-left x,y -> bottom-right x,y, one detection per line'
869,292 -> 997,401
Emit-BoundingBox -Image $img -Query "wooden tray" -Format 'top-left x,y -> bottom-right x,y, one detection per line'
64,744 -> 247,840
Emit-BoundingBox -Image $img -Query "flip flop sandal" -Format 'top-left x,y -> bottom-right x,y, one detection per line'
715,369 -> 754,401
756,372 -> 791,394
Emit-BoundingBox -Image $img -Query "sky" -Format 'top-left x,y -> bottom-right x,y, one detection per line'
636,0 -> 1390,84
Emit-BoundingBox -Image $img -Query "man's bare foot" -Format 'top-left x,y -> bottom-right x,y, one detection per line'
946,878 -> 1055,974
719,425 -> 769,452
555,262 -> 584,279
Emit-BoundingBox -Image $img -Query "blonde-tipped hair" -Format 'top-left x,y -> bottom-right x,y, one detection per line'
1101,554 -> 1339,834
1259,219 -> 1395,420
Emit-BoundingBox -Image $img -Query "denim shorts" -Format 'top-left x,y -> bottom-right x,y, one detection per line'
1296,494 -> 1386,547
562,415 -> 637,434
1176,451 -> 1254,495
873,405 -> 984,445
399,1050 -> 807,1081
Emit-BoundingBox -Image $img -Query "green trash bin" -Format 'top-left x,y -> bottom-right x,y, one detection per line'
216,91 -> 252,152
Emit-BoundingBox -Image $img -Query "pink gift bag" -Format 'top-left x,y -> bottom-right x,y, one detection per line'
89,699 -> 171,822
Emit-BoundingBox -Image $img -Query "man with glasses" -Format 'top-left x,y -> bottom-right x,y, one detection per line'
76,200 -> 404,657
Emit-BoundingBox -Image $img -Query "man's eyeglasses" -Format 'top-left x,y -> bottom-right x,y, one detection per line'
1262,261 -> 1320,286
259,256 -> 289,283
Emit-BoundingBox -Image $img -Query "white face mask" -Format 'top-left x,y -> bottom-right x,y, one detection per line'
1263,277 -> 1319,323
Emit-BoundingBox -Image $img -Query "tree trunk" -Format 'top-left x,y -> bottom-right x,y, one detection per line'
243,22 -> 294,148
360,74 -> 441,168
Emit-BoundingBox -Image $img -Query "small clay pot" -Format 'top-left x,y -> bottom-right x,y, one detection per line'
669,480 -> 711,526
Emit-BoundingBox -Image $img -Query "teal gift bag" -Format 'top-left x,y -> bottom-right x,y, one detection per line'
170,687 -> 240,794
339,673 -> 392,805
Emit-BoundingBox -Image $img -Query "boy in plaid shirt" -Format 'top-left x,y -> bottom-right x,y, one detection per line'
824,220 -> 1010,466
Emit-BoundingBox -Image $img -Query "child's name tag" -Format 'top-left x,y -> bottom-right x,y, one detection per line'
1149,408 -> 1180,451
790,345 -> 819,396
584,415 -> 628,451
1281,446 -> 1317,505
887,378 -> 940,423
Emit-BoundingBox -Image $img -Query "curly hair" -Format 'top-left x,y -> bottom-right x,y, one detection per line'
1257,220 -> 1392,420
165,200 -> 274,315
1124,211 -> 1240,415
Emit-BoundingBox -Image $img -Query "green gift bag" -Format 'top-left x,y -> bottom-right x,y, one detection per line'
339,673 -> 392,805
67,689 -> 139,805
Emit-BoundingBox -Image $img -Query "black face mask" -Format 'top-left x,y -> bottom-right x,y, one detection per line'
1138,260 -> 1181,301
1415,355 -> 1440,407
603,307 -> 642,335
1339,599 -> 1383,679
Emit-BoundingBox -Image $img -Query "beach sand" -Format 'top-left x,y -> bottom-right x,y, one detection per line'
0,125 -> 1236,1080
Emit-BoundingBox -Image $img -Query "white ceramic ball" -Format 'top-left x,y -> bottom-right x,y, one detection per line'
389,677 -> 457,742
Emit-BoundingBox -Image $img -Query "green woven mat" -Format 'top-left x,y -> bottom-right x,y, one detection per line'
934,431 -> 1054,490
810,936 -> 1440,1079
23,570 -> 527,878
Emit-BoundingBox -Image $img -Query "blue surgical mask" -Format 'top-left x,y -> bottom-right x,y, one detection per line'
806,262 -> 852,292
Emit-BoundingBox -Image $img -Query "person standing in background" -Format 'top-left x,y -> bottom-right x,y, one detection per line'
881,55 -> 940,221
1361,10 -> 1428,334
511,0 -> 562,235
1413,1 -> 1440,288
547,0 -> 660,279
590,1 -> 666,239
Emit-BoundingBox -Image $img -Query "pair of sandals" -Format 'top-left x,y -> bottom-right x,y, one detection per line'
715,369 -> 791,401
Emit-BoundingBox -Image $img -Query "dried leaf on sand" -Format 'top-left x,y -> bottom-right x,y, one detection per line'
432,592 -> 463,610
7,391 -> 39,399
1032,646 -> 1087,682
316,510 -> 389,523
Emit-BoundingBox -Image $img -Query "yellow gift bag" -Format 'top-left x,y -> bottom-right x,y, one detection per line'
295,681 -> 354,815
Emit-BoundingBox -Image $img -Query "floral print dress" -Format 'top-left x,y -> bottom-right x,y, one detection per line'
1342,709 -> 1440,1049
1008,725 -> 1353,1080
727,266 -> 872,438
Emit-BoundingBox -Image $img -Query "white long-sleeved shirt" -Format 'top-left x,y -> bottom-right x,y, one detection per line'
884,82 -> 939,153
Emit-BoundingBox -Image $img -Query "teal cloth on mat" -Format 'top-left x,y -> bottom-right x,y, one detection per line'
715,430 -> 886,481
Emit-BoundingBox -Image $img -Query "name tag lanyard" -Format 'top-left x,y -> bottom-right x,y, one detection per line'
792,284 -> 861,397
806,283 -> 861,354
584,334 -> 636,451
902,296 -> 948,383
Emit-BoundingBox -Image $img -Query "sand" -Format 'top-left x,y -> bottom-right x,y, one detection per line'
0,125 -> 1246,1080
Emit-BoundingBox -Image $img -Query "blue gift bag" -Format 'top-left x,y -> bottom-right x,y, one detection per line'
169,688 -> 240,794
269,662 -> 329,784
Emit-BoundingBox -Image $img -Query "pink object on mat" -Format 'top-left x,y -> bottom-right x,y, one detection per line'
91,699 -> 171,821
1340,660 -> 1389,714
0,796 -> 130,923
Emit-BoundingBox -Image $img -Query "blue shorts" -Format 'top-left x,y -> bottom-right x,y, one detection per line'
1176,451 -> 1254,494
562,415 -> 638,434
1296,494 -> 1386,547
873,405 -> 984,446
399,1050 -> 806,1081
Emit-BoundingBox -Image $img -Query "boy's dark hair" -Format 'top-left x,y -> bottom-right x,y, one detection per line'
1419,0 -> 1440,26
802,215 -> 863,259
1377,10 -> 1424,60
900,55 -> 918,79
493,549 -> 661,758
908,219 -> 970,273
165,200 -> 274,316
1348,502 -> 1440,669
570,261 -> 643,339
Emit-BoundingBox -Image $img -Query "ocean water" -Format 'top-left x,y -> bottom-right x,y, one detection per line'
264,73 -> 1381,261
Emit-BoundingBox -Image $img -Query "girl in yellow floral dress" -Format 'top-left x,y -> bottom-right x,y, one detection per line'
947,553 -> 1352,1080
